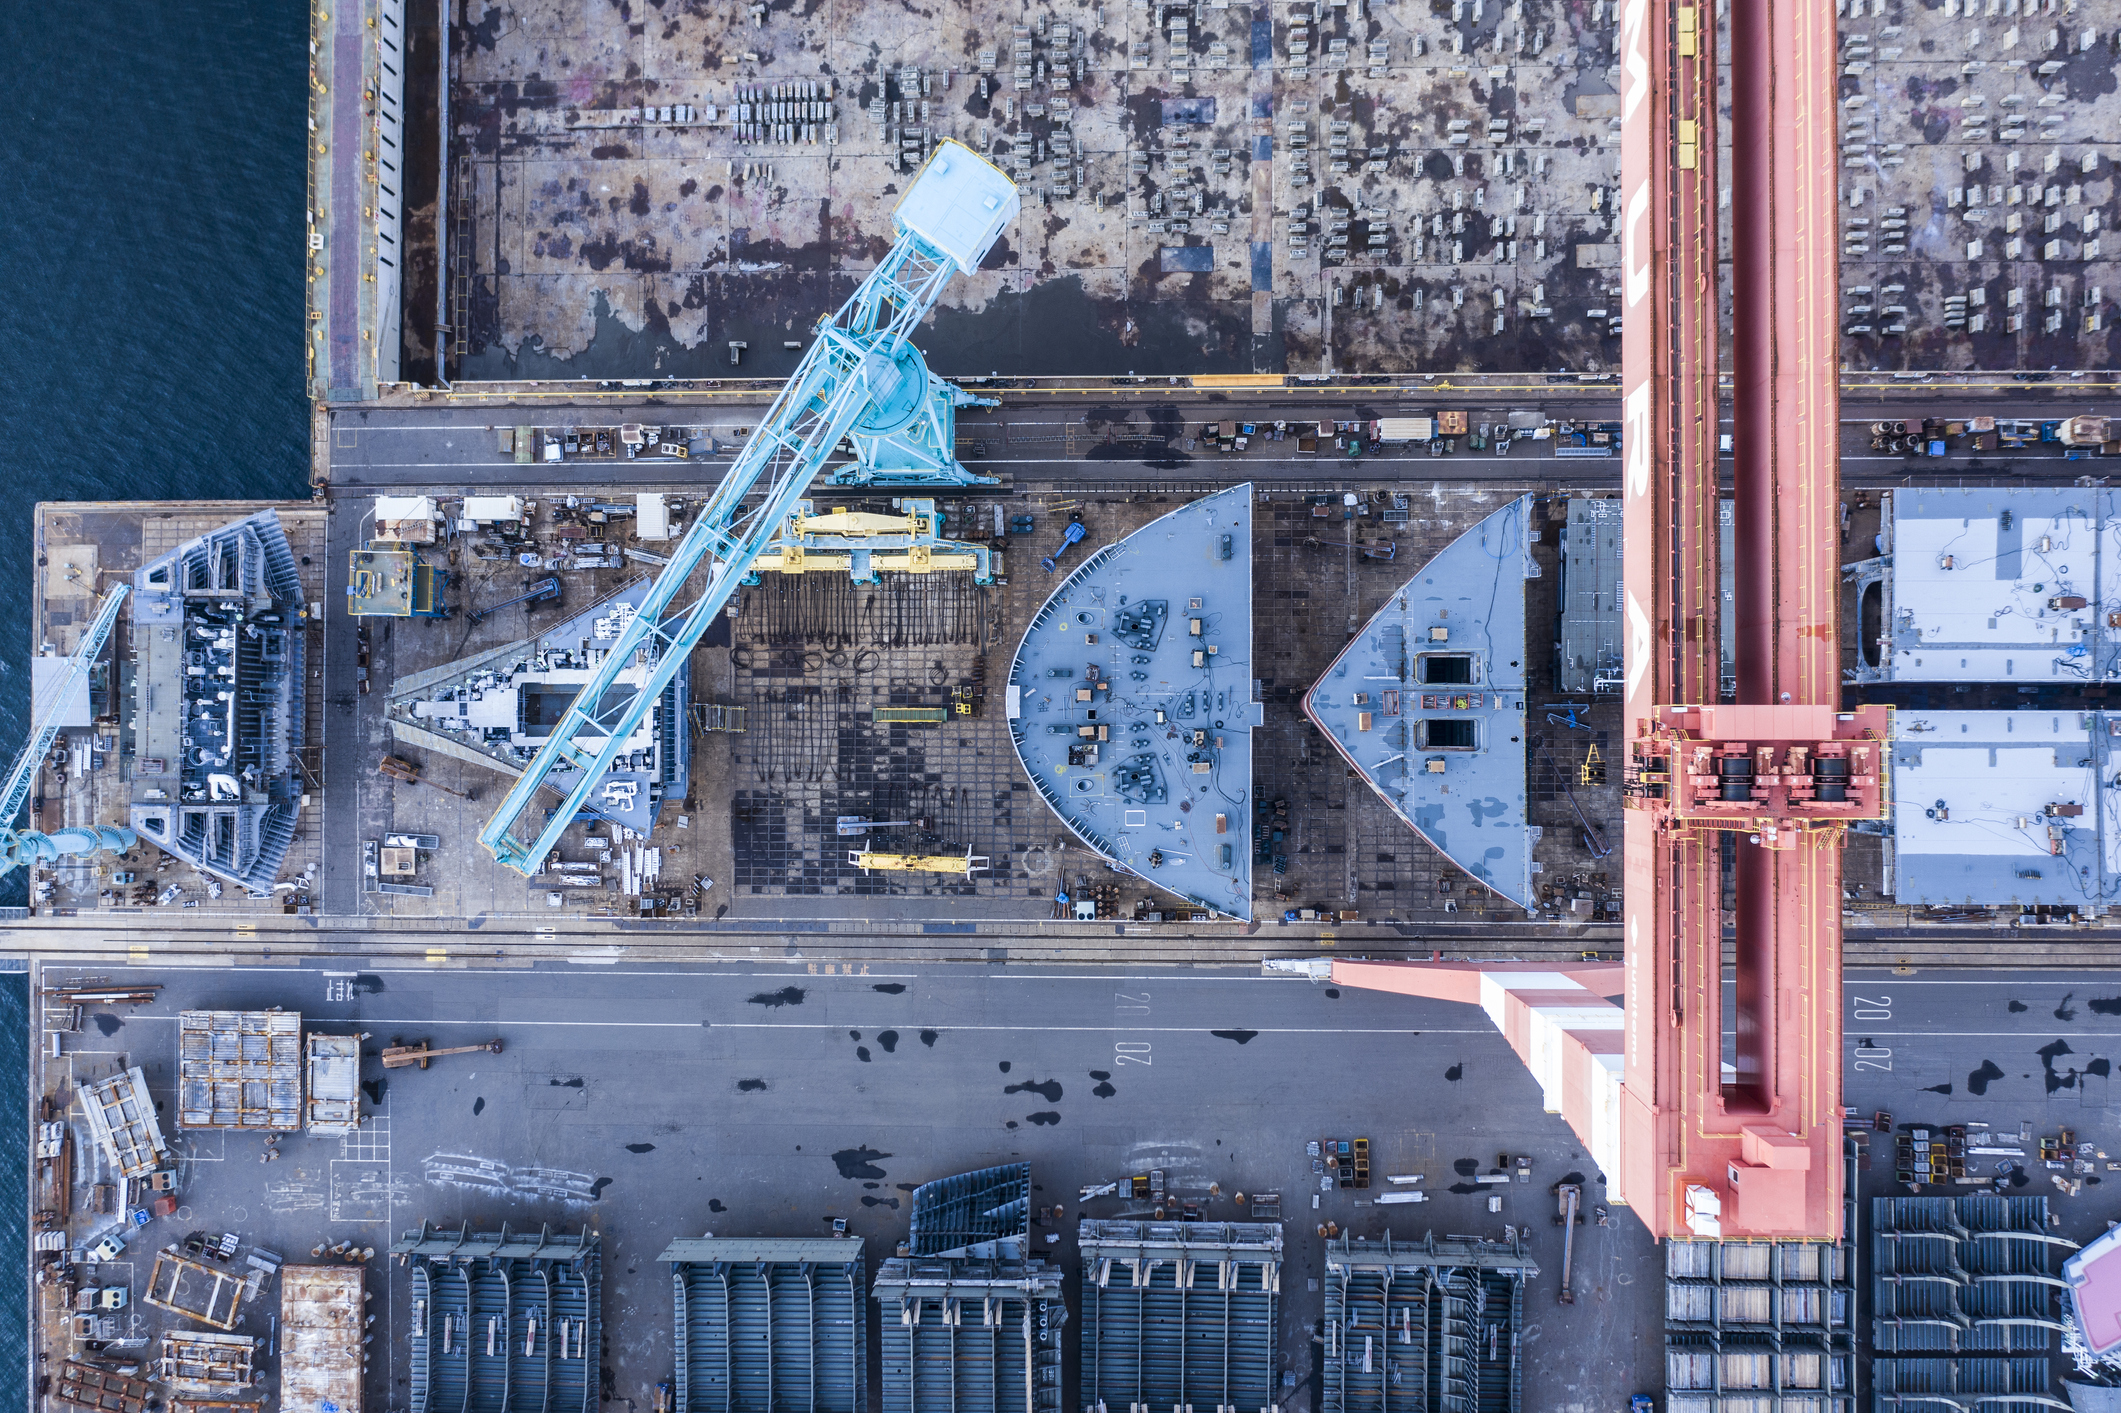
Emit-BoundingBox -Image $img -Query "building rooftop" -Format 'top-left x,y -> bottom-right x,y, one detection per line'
1848,487 -> 2120,685
1887,709 -> 2118,909
2066,1220 -> 2121,1362
1305,495 -> 1537,911
1554,497 -> 1625,695
346,544 -> 440,618
1006,486 -> 1256,919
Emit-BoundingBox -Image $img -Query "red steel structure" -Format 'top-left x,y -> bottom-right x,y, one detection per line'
1612,0 -> 1881,1242
1335,0 -> 1888,1241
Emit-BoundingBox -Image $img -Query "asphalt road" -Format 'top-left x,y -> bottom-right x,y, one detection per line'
1840,967 -> 2121,1252
323,394 -> 2119,493
39,959 -> 1666,1413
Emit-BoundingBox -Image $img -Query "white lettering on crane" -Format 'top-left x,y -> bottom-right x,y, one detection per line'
1626,589 -> 1653,700
1620,0 -> 1650,124
1626,912 -> 1642,1051
1624,181 -> 1652,308
1623,381 -> 1652,498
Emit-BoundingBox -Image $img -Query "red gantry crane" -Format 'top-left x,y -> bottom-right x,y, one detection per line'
1615,0 -> 1889,1243
1325,0 -> 1887,1241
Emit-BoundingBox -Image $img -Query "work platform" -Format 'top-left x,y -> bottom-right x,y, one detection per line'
24,955 -> 1678,1413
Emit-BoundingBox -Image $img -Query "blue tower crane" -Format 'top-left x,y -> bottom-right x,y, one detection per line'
2,586 -> 136,876
478,141 -> 1021,873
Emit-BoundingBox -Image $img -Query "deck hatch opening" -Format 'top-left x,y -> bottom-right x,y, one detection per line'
1416,653 -> 1476,685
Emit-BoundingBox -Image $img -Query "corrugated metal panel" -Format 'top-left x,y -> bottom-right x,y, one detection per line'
664,1237 -> 866,1413
394,1225 -> 600,1413
875,1250 -> 1064,1413
1081,1222 -> 1283,1413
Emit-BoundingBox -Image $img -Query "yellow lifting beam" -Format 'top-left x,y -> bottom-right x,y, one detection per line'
847,849 -> 990,875
742,497 -> 1000,585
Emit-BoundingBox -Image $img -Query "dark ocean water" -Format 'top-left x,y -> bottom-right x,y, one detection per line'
0,972 -> 23,1393
0,0 -> 312,1375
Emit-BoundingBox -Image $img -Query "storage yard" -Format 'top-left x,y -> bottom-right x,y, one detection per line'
433,0 -> 2121,379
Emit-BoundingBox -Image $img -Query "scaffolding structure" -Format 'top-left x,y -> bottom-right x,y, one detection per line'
177,1010 -> 303,1131
662,1237 -> 867,1413
144,1249 -> 247,1331
1321,1230 -> 1536,1413
1078,1220 -> 1281,1413
303,1032 -> 363,1135
394,1223 -> 601,1413
156,1333 -> 258,1395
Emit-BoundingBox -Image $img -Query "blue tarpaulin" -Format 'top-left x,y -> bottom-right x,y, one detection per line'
1159,97 -> 1217,125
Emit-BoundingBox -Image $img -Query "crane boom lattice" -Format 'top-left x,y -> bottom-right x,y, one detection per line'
477,143 -> 1019,873
3,585 -> 133,876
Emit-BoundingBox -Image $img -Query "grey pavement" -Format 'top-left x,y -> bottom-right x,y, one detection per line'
1838,968 -> 2121,1253
324,397 -> 2121,493
37,959 -> 1664,1413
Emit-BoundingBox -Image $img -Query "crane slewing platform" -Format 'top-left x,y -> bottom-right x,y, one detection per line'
476,142 -> 1020,874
